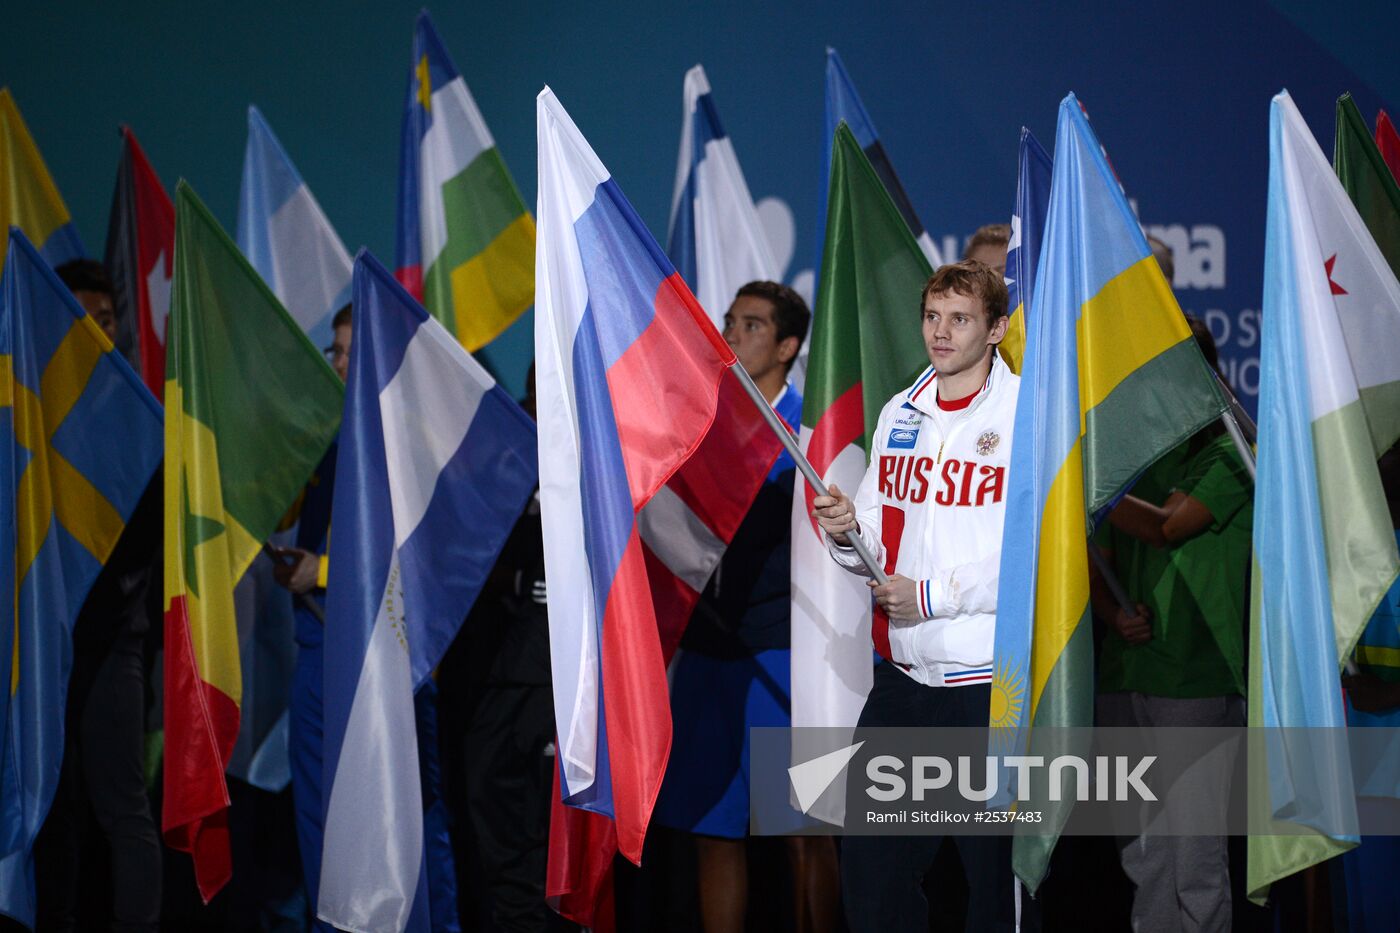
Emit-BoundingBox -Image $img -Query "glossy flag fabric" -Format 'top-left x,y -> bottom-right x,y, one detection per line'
233,104 -> 355,793
999,128 -> 1052,373
818,49 -> 941,277
164,182 -> 343,901
990,94 -> 1225,892
104,126 -> 173,397
665,64 -> 779,330
1376,110 -> 1400,184
1336,95 -> 1400,287
1246,90 -> 1400,904
396,11 -> 534,352
534,87 -> 738,926
237,104 -> 352,353
0,231 -> 161,928
789,122 -> 933,825
318,251 -> 535,932
0,89 -> 83,273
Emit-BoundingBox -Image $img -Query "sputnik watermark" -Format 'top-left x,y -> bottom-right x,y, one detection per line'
864,754 -> 1156,804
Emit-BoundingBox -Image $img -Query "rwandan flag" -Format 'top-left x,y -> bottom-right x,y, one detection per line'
1376,109 -> 1400,183
1246,90 -> 1400,905
396,11 -> 534,352
535,87 -> 743,928
237,105 -> 353,353
0,89 -> 84,273
992,94 -> 1225,892
104,126 -> 173,398
164,182 -> 343,901
999,128 -> 1051,373
819,49 -> 941,275
666,63 -> 779,331
0,231 -> 162,928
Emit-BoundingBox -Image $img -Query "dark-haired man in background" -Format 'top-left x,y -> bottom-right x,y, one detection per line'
655,282 -> 839,933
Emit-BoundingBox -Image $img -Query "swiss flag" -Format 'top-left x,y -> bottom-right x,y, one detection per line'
105,126 -> 173,398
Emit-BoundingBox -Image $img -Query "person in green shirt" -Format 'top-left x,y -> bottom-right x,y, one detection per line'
1092,316 -> 1252,933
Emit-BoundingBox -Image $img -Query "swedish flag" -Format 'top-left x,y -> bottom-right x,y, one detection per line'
0,230 -> 162,928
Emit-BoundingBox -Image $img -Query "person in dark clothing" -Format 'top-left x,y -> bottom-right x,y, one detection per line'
654,282 -> 839,933
460,366 -> 576,933
33,263 -> 162,933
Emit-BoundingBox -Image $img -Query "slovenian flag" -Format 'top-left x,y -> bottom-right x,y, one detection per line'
666,64 -> 779,331
395,11 -> 534,352
0,89 -> 84,273
237,105 -> 352,352
998,128 -> 1051,373
535,86 -> 745,926
318,251 -> 536,933
1246,90 -> 1400,905
104,126 -> 173,397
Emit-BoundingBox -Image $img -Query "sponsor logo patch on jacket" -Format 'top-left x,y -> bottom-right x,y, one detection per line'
888,403 -> 922,449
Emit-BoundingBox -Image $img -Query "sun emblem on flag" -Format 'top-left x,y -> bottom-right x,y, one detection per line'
976,430 -> 1000,457
989,659 -> 1026,732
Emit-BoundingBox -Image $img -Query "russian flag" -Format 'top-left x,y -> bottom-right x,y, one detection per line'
318,250 -> 536,932
665,64 -> 779,332
535,87 -> 756,924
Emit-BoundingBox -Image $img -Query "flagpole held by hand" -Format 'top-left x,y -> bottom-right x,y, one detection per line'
726,360 -> 890,584
261,542 -> 326,624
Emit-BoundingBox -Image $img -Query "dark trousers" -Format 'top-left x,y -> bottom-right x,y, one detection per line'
841,662 -> 1028,933
35,634 -> 161,932
464,682 -> 559,932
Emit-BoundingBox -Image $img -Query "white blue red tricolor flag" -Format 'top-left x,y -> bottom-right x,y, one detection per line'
318,251 -> 536,932
535,86 -> 762,927
666,64 -> 779,331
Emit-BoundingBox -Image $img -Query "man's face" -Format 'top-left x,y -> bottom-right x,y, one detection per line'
329,323 -> 351,382
965,242 -> 1007,277
722,294 -> 794,382
921,290 -> 1006,378
74,290 -> 117,343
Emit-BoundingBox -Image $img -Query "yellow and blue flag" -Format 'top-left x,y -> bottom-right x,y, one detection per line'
990,94 -> 1226,892
0,90 -> 83,273
0,230 -> 162,927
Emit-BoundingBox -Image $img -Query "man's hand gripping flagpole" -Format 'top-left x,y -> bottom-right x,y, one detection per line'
726,360 -> 889,585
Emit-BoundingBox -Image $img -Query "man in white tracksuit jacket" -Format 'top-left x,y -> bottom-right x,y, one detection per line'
814,259 -> 1028,932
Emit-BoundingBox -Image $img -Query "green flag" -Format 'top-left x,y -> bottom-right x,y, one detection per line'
1335,92 -> 1400,281
162,181 -> 343,900
791,121 -> 932,746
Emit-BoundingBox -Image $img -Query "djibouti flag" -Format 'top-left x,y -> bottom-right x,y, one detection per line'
1246,90 -> 1400,905
395,11 -> 534,352
991,94 -> 1225,892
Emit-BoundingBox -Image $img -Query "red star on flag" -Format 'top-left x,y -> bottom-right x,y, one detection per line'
1325,254 -> 1349,295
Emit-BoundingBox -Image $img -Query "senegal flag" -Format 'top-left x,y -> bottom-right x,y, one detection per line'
0,89 -> 83,272
992,95 -> 1225,892
790,122 -> 932,768
395,10 -> 534,352
164,182 -> 342,901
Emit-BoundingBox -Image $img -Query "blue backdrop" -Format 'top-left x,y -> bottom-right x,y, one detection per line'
4,0 -> 1396,410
